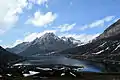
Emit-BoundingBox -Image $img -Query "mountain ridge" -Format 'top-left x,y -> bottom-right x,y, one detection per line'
0,46 -> 20,65
56,19 -> 120,61
7,33 -> 82,57
96,19 -> 120,40
6,19 -> 120,59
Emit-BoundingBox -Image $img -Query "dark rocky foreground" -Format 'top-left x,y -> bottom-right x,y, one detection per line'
0,64 -> 120,80
1,71 -> 120,80
0,46 -> 21,66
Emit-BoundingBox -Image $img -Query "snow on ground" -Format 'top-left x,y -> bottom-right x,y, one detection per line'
46,52 -> 55,55
70,72 -> 76,77
114,44 -> 120,51
61,73 -> 65,76
99,42 -> 106,47
92,50 -> 104,54
105,47 -> 109,50
0,75 -> 2,77
111,44 -> 120,53
36,67 -> 52,71
13,63 -> 31,66
23,71 -> 40,77
7,74 -> 12,77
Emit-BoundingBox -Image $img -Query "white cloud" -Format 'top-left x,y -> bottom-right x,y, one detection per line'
4,29 -> 100,48
0,30 -> 5,35
37,0 -> 48,5
1,45 -> 10,48
0,0 -> 50,34
27,3 -> 33,10
79,16 -> 115,31
24,30 -> 56,42
60,33 -> 100,43
0,40 -> 2,43
45,4 -> 49,8
28,0 -> 49,9
13,40 -> 23,46
26,11 -> 57,27
28,0 -> 48,5
0,0 -> 28,34
113,18 -> 120,23
57,23 -> 76,32
1,40 -> 23,48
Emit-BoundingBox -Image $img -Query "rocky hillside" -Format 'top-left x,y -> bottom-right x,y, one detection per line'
0,46 -> 20,66
57,19 -> 120,61
7,33 -> 82,57
97,19 -> 120,40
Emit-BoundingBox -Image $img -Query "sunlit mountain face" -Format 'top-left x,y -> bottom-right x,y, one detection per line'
6,33 -> 82,56
57,19 -> 120,56
0,0 -> 120,80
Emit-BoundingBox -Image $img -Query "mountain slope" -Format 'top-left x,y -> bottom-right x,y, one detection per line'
0,46 -> 20,65
6,42 -> 30,54
8,33 -> 82,57
97,19 -> 120,40
57,19 -> 120,61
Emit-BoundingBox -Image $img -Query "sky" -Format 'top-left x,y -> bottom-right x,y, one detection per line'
0,0 -> 120,48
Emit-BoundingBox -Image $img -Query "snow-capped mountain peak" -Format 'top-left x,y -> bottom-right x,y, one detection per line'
61,36 -> 82,46
7,32 -> 82,56
32,32 -> 82,46
40,32 -> 60,40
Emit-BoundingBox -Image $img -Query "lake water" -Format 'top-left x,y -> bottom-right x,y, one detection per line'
17,55 -> 105,72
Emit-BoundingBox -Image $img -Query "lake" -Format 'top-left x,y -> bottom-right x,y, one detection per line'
14,55 -> 105,72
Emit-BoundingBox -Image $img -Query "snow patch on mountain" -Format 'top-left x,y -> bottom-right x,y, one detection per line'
99,42 -> 107,47
7,33 -> 83,56
92,50 -> 104,54
114,44 -> 120,51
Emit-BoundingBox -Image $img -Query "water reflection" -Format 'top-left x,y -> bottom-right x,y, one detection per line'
15,55 -> 104,72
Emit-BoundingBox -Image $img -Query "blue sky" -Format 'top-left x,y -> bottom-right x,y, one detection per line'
0,0 -> 120,48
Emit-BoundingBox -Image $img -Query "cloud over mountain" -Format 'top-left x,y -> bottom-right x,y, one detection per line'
79,16 -> 115,31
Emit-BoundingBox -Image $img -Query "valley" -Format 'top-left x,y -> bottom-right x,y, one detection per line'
1,19 -> 120,80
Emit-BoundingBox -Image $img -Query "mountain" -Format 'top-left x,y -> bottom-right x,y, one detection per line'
57,19 -> 120,61
97,19 -> 120,40
6,42 -> 30,54
61,36 -> 83,46
7,33 -> 82,57
0,46 -> 20,66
